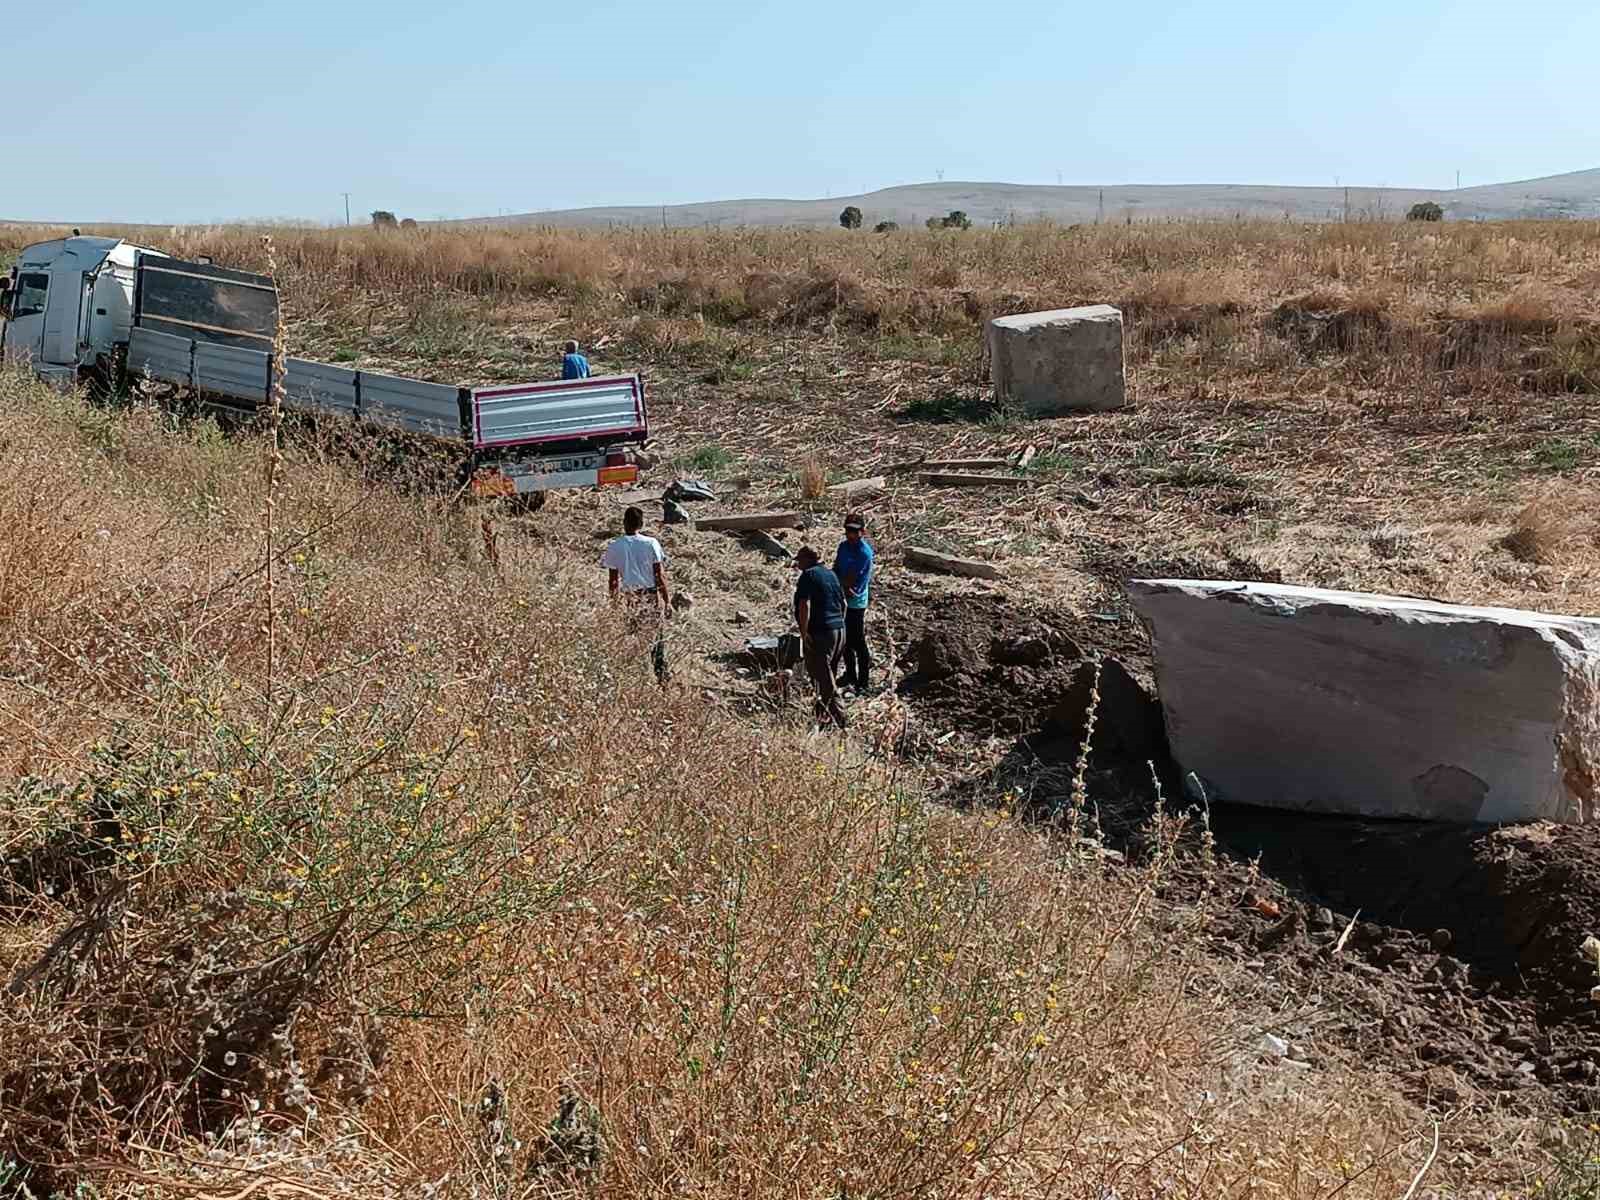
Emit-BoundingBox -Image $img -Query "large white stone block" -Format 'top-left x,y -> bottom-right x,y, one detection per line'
988,304 -> 1126,414
1128,580 -> 1600,824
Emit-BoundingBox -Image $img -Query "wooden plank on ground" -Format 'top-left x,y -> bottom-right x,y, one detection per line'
828,475 -> 886,495
916,472 -> 1031,488
919,458 -> 1010,471
693,511 -> 804,533
905,546 -> 1003,580
884,456 -> 928,475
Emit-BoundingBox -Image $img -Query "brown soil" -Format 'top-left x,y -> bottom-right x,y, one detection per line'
900,587 -> 1600,1116
885,583 -> 1150,740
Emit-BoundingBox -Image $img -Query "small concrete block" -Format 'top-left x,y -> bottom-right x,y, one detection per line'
988,304 -> 1126,414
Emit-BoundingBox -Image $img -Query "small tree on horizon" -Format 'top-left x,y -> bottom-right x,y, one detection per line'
839,205 -> 863,230
371,210 -> 398,229
925,211 -> 973,231
874,220 -> 899,233
1406,201 -> 1444,222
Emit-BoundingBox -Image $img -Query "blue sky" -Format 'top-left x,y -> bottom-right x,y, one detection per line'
7,0 -> 1596,223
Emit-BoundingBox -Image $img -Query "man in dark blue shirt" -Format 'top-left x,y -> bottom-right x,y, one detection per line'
833,512 -> 875,693
561,340 -> 591,380
792,545 -> 848,729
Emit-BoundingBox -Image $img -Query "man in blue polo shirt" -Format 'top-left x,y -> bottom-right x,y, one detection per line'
561,340 -> 590,379
793,545 -> 849,729
833,512 -> 875,694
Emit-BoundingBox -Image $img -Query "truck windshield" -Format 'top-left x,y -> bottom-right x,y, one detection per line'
11,272 -> 48,319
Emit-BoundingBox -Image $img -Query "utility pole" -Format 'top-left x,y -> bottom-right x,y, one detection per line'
341,192 -> 351,226
1456,169 -> 1461,190
1096,189 -> 1104,224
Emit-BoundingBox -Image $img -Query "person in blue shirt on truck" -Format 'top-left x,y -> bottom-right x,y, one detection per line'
561,340 -> 590,379
833,512 -> 875,694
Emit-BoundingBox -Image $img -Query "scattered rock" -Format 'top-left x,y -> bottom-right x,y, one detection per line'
1375,943 -> 1407,968
671,591 -> 694,612
731,611 -> 752,626
665,478 -> 717,503
741,530 -> 792,560
1430,928 -> 1454,952
662,499 -> 691,525
990,633 -> 1077,667
1258,1033 -> 1289,1058
912,631 -> 983,682
740,635 -> 802,671
1308,906 -> 1336,931
1422,1066 -> 1471,1107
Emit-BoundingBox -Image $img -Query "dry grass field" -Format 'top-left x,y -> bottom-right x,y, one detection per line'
5,218 -> 1600,1197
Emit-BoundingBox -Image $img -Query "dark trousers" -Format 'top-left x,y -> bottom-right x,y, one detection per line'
804,627 -> 848,728
624,594 -> 669,685
840,607 -> 871,689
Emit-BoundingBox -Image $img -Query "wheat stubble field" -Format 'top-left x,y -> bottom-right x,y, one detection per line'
4,218 -> 1600,1198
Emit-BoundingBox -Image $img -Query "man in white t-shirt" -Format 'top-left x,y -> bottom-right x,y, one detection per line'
602,505 -> 672,683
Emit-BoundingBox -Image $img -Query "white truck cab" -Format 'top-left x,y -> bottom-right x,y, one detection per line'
0,236 -> 167,386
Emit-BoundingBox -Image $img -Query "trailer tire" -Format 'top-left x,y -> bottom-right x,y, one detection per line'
509,490 -> 547,515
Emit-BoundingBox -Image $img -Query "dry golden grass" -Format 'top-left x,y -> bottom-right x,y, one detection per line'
0,364 -> 1540,1197
8,215 -> 1600,1194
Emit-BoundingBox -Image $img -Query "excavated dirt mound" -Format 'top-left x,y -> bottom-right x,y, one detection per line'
886,586 -> 1150,740
904,587 -> 1600,1114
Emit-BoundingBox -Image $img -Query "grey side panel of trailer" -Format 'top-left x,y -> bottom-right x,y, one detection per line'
473,376 -> 644,448
127,328 -> 194,388
193,341 -> 271,407
359,371 -> 463,439
282,357 -> 358,417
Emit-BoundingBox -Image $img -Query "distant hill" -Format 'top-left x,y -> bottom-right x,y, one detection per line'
456,168 -> 1600,229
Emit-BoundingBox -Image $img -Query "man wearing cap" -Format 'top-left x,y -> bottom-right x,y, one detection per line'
833,513 -> 875,694
792,545 -> 849,729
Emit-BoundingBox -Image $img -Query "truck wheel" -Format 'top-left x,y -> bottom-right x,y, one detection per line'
510,491 -> 547,515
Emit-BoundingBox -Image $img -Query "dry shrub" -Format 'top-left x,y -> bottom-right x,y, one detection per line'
1499,486 -> 1592,564
797,452 -> 826,500
1470,285 -> 1567,333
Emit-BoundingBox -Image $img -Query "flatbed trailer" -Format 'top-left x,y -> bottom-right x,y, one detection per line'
1,236 -> 647,499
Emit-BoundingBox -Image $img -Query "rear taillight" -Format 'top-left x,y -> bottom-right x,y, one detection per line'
470,469 -> 515,498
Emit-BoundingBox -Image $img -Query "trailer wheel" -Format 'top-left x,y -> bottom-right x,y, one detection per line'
509,491 -> 547,515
